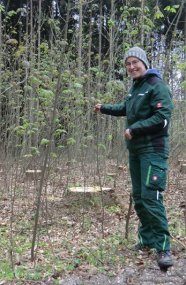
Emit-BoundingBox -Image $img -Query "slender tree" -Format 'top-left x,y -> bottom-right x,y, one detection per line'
140,0 -> 145,46
77,0 -> 83,77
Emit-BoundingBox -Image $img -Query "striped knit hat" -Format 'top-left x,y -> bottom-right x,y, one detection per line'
124,47 -> 149,69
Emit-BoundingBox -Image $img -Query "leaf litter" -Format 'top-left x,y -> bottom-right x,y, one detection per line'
0,160 -> 185,284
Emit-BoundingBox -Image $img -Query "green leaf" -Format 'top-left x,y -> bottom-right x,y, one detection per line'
7,10 -> 17,17
14,125 -> 27,136
6,38 -> 18,45
27,129 -> 37,135
73,83 -> 83,89
16,8 -> 27,14
130,30 -> 138,36
107,134 -> 113,141
38,88 -> 54,99
164,5 -> 171,11
54,129 -> 67,137
154,9 -> 164,19
181,81 -> 186,90
164,5 -> 179,13
108,19 -> 115,28
0,4 -> 5,12
177,63 -> 186,70
98,143 -> 106,151
24,85 -> 33,92
89,67 -> 99,73
128,7 -> 141,13
30,76 -> 42,86
50,152 -> 57,158
63,89 -> 73,95
40,138 -> 50,145
67,137 -> 76,145
23,154 -> 33,158
30,147 -> 40,155
57,145 -> 65,149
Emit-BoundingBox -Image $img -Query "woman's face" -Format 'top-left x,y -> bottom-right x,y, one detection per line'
125,57 -> 147,79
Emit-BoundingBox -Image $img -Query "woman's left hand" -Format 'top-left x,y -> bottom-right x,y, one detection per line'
124,129 -> 133,140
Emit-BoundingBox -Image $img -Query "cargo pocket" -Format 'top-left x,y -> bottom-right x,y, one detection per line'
145,161 -> 167,192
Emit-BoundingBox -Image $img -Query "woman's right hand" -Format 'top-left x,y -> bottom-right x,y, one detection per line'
94,103 -> 102,112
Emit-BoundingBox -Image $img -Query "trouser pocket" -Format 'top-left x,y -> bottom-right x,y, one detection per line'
145,160 -> 167,191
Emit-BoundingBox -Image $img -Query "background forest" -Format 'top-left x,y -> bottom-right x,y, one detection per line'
0,0 -> 186,284
0,0 -> 185,160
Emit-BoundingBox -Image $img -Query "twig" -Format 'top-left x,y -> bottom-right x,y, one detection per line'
125,193 -> 133,240
171,234 -> 186,249
0,75 -> 28,96
174,269 -> 186,282
95,114 -> 105,238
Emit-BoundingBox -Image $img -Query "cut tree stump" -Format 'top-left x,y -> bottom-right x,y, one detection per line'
68,186 -> 112,193
0,163 -> 4,169
106,173 -> 117,178
181,164 -> 186,174
178,159 -> 186,166
25,170 -> 42,180
0,163 -> 5,174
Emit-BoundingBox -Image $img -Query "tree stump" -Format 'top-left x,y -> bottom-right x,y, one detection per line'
181,164 -> 186,174
25,170 -> 42,180
68,186 -> 112,193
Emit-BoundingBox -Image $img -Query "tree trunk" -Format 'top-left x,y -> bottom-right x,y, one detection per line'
140,0 -> 145,46
184,1 -> 186,131
98,0 -> 103,93
38,0 -> 41,68
109,0 -> 115,81
64,0 -> 71,41
87,6 -> 93,97
77,0 -> 83,77
31,55 -> 64,261
0,7 -> 2,121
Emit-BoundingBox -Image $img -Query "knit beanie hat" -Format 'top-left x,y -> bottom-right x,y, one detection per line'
124,47 -> 149,69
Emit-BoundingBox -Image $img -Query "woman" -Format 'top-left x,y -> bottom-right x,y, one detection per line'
95,47 -> 174,270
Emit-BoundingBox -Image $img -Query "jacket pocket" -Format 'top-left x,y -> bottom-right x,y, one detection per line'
145,161 -> 167,191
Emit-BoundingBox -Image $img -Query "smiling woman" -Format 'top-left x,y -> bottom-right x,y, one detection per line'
124,47 -> 150,69
124,47 -> 149,79
125,57 -> 147,79
94,46 -> 174,270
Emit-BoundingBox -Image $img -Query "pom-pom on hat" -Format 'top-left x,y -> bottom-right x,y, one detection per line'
124,47 -> 149,69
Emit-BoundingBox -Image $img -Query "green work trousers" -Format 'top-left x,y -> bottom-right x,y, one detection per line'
129,152 -> 171,252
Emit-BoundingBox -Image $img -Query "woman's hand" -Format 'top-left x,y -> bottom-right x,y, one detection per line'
94,103 -> 102,112
124,128 -> 133,140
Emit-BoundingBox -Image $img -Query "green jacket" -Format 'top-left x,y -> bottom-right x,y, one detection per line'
100,69 -> 174,155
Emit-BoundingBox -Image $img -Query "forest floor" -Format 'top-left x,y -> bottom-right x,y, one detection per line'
0,159 -> 186,285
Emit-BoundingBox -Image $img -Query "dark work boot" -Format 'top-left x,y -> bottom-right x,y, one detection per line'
157,251 -> 173,269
